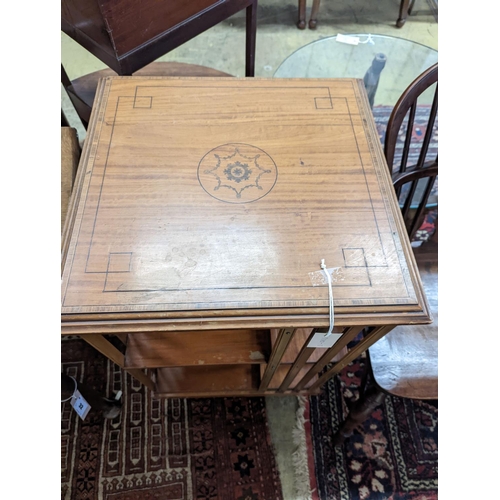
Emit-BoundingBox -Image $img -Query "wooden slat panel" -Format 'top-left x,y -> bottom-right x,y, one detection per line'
155,365 -> 259,394
260,364 -> 319,391
294,325 -> 365,391
277,328 -> 317,392
259,328 -> 296,391
125,329 -> 270,368
309,325 -> 395,392
270,326 -> 344,364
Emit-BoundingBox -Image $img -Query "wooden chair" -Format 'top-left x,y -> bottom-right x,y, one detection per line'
62,62 -> 232,129
385,63 -> 438,241
297,0 -> 417,29
332,64 -> 438,445
62,0 -> 257,127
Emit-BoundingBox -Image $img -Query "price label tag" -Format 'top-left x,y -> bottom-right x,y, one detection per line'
336,34 -> 359,45
307,332 -> 342,348
70,390 -> 91,420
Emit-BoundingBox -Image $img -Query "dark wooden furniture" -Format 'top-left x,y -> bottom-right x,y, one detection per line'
62,0 -> 257,75
62,62 -> 232,128
296,0 -> 417,29
385,63 -> 438,240
61,76 -> 431,398
332,65 -> 438,445
62,0 -> 257,126
397,0 -> 417,27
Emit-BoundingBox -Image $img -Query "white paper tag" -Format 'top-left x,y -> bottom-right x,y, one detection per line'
336,34 -> 359,45
71,390 -> 91,420
308,332 -> 342,348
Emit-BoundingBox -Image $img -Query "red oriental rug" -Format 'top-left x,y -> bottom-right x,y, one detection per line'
305,352 -> 438,500
61,338 -> 283,500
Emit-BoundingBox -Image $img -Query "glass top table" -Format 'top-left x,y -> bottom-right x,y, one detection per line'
275,34 -> 438,217
274,34 -> 438,108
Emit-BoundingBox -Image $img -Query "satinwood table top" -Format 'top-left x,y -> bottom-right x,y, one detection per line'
61,77 -> 430,333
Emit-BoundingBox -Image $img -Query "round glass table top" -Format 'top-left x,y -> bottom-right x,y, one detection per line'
274,34 -> 438,107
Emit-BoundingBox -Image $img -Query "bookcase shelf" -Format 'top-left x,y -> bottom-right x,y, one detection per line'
125,329 -> 270,368
155,365 -> 260,397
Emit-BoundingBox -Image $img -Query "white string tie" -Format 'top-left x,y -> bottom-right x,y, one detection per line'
358,33 -> 375,45
321,259 -> 334,337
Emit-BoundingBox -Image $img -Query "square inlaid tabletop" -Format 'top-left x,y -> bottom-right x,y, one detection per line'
61,77 -> 428,328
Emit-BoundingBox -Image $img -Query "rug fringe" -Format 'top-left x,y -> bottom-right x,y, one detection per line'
291,396 -> 314,500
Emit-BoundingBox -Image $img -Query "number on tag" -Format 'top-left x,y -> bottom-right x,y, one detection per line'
70,390 -> 91,420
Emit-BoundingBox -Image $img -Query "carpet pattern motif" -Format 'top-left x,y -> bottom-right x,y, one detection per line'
372,105 -> 438,172
61,339 -> 283,500
308,353 -> 438,500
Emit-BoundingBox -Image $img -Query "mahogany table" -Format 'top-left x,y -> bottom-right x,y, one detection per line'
61,76 -> 431,397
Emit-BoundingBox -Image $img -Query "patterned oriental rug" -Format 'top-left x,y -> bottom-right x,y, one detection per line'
372,105 -> 438,173
304,352 -> 438,500
61,339 -> 283,500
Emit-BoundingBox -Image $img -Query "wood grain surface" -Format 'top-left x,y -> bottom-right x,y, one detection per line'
61,76 -> 430,332
125,329 -> 270,368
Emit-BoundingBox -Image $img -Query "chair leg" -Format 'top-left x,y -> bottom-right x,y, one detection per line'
309,0 -> 321,29
408,0 -> 417,15
245,1 -> 257,77
297,0 -> 306,29
397,0 -> 411,27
